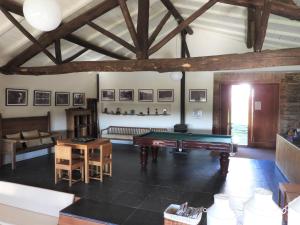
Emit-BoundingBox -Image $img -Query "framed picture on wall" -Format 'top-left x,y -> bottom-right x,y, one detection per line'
73,93 -> 85,106
34,90 -> 51,106
6,88 -> 28,106
101,89 -> 115,101
138,89 -> 153,102
189,89 -> 207,102
157,89 -> 174,102
55,92 -> 70,106
119,89 -> 134,101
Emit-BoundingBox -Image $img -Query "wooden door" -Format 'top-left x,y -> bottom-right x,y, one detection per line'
219,84 -> 232,135
248,84 -> 279,149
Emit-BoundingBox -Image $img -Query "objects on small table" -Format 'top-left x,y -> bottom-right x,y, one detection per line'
164,203 -> 203,225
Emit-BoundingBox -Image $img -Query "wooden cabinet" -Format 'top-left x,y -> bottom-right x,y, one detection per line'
66,108 -> 92,138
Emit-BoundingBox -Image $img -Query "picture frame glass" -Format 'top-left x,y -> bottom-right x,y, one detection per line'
119,89 -> 134,101
6,89 -> 28,106
34,90 -> 51,106
189,89 -> 207,102
139,89 -> 153,102
55,92 -> 70,105
158,89 -> 174,102
73,93 -> 85,106
101,89 -> 115,101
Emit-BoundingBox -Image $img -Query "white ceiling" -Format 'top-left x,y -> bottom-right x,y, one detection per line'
0,0 -> 299,67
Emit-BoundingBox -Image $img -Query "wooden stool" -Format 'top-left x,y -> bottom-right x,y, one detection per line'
278,183 -> 300,208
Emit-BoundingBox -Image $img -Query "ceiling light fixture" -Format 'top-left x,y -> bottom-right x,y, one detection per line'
169,72 -> 183,81
23,0 -> 62,32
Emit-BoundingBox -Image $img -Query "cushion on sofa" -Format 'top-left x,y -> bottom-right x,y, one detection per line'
5,133 -> 23,149
0,181 -> 75,217
101,134 -> 133,140
39,132 -> 54,145
22,130 -> 42,148
22,130 -> 40,139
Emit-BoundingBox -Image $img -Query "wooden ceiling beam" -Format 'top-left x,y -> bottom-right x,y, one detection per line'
149,0 -> 218,55
62,48 -> 88,64
2,0 -> 126,73
87,21 -> 135,53
64,34 -> 129,60
254,0 -> 272,52
0,7 -> 58,65
246,8 -> 255,49
136,0 -> 150,59
149,11 -> 171,47
0,0 -> 23,16
14,47 -> 300,75
160,0 -> 193,35
55,40 -> 62,64
220,0 -> 300,20
118,0 -> 140,50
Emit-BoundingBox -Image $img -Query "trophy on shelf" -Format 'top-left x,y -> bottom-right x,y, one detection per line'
130,109 -> 135,115
116,108 -> 121,115
103,108 -> 108,114
155,108 -> 158,115
147,107 -> 150,115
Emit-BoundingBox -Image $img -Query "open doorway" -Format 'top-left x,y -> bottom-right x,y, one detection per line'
231,84 -> 251,146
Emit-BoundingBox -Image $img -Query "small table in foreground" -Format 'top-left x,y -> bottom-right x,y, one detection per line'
133,132 -> 234,177
57,138 -> 110,184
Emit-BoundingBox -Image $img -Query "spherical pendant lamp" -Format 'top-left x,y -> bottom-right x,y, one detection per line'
170,72 -> 183,81
23,0 -> 62,31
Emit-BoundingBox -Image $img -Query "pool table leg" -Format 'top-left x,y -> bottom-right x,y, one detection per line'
140,146 -> 148,168
219,152 -> 230,177
151,146 -> 158,162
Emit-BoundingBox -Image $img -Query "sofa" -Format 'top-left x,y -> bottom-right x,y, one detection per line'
100,126 -> 169,141
0,181 -> 75,225
0,112 -> 63,170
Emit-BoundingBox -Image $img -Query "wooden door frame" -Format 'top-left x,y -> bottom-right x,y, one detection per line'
213,73 -> 281,144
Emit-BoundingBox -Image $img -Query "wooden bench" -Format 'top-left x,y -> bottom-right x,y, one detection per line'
0,112 -> 63,170
0,181 -> 74,225
100,126 -> 168,141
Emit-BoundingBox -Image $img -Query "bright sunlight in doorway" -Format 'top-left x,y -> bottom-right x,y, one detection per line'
231,84 -> 251,146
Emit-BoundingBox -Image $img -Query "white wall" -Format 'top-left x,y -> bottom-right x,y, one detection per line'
99,28 -> 250,132
0,73 -> 97,130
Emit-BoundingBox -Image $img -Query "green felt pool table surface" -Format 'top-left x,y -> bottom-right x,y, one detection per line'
139,132 -> 232,144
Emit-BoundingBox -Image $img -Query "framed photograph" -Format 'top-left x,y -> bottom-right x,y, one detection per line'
157,89 -> 174,102
101,89 -> 115,101
6,88 -> 28,106
55,92 -> 70,106
119,89 -> 134,101
73,93 -> 85,106
34,90 -> 51,106
189,89 -> 207,102
138,89 -> 154,102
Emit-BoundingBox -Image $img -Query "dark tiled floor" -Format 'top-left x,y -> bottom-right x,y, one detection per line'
0,144 -> 287,225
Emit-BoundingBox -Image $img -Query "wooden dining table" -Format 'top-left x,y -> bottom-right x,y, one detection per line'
57,138 -> 110,184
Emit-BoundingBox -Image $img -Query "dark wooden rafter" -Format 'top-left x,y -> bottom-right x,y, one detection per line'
0,7 -> 58,65
160,0 -> 193,35
87,21 -> 135,53
64,34 -> 129,60
62,48 -> 88,64
246,8 -> 255,49
254,0 -> 272,52
2,0 -> 127,73
0,0 -> 23,16
219,0 -> 300,20
55,40 -> 62,64
149,11 -> 172,47
136,0 -> 150,59
14,47 -> 300,75
118,0 -> 140,50
149,0 -> 218,55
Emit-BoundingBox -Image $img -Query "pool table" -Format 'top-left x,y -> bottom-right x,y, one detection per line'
133,132 -> 234,177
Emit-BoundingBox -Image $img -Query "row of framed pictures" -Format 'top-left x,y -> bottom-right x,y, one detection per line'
101,89 -> 207,102
5,88 -> 85,106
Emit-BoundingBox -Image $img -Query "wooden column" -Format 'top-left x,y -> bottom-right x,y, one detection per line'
137,0 -> 149,59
